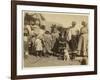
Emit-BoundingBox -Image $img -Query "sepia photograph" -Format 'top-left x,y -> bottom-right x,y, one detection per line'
23,11 -> 88,67
11,1 -> 97,79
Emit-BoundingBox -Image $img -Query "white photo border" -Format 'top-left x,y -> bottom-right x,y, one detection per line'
16,4 -> 95,76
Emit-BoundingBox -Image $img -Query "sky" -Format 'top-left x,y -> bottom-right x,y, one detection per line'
41,12 -> 88,29
24,11 -> 88,30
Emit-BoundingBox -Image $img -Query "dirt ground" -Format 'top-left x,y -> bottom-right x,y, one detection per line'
24,55 -> 85,67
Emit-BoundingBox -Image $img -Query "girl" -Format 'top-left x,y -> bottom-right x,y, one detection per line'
35,37 -> 43,57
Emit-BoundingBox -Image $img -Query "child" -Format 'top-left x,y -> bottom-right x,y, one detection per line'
35,38 -> 43,57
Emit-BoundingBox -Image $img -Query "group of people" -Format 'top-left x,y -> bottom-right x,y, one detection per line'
24,18 -> 88,61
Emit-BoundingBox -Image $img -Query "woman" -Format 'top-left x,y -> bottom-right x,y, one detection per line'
78,21 -> 88,56
51,26 -> 59,54
42,30 -> 53,57
57,31 -> 69,60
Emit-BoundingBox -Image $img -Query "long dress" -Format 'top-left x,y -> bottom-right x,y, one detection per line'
42,33 -> 52,53
51,32 -> 59,52
58,35 -> 66,54
78,26 -> 88,56
35,38 -> 43,51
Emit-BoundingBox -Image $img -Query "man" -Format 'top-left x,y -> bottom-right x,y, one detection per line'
66,21 -> 80,60
67,21 -> 79,52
